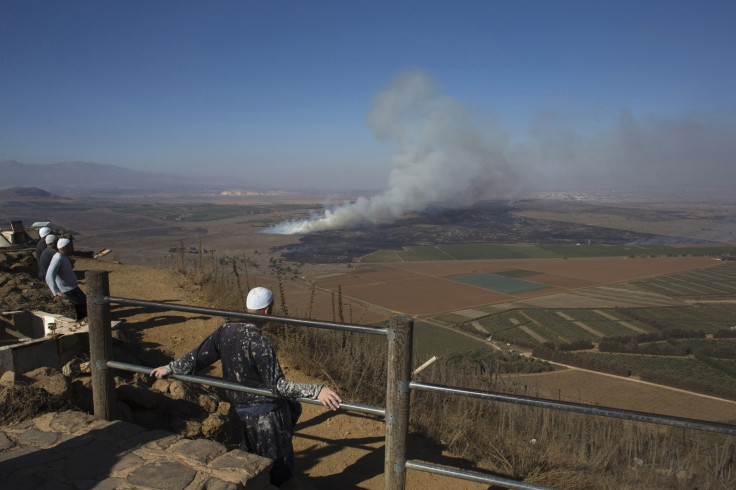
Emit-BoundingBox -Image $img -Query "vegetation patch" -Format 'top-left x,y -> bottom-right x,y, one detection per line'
617,305 -> 736,332
360,249 -> 403,263
432,313 -> 473,324
450,273 -> 550,293
443,349 -> 554,375
633,263 -> 736,297
413,321 -> 492,358
495,269 -> 540,278
399,246 -> 452,261
574,352 -> 736,399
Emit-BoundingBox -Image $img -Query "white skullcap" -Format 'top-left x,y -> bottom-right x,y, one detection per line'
45,234 -> 57,244
57,238 -> 71,249
39,227 -> 52,238
246,287 -> 274,310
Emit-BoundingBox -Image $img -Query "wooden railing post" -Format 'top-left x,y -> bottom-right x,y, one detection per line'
385,314 -> 413,489
87,270 -> 116,420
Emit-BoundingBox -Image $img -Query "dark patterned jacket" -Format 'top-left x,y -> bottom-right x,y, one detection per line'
38,247 -> 56,280
167,321 -> 322,408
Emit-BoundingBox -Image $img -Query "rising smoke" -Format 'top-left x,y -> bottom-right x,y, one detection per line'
264,69 -> 515,235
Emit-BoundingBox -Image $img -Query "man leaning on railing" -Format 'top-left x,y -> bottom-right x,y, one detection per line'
151,286 -> 342,486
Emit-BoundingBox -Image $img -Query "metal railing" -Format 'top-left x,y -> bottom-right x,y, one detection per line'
85,270 -> 736,490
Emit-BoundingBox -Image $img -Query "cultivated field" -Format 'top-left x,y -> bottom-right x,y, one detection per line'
310,256 -> 722,316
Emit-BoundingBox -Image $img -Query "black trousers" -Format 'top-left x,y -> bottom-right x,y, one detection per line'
64,287 -> 87,321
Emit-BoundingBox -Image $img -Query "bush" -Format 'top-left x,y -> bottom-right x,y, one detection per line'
558,340 -> 594,351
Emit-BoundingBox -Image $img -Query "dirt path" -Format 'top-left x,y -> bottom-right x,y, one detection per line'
77,259 -> 488,489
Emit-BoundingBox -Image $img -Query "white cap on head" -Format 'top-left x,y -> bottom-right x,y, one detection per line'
39,227 -> 52,238
57,238 -> 71,249
246,287 -> 274,310
45,234 -> 57,245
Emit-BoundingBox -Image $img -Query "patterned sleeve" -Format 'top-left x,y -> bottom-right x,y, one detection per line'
252,335 -> 322,399
275,377 -> 322,400
169,328 -> 222,375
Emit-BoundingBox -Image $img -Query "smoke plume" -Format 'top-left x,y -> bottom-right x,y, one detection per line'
264,70 -> 515,235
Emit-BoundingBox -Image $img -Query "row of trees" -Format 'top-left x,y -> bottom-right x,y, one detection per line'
531,345 -> 631,377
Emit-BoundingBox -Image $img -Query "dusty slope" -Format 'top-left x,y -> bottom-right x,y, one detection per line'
77,258 -> 488,489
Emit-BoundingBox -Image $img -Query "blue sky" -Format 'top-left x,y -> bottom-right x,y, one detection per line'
1,1 -> 735,192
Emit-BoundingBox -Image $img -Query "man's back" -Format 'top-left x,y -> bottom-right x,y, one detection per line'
35,239 -> 46,261
38,247 -> 56,280
169,321 -> 321,407
150,286 -> 341,487
46,251 -> 77,294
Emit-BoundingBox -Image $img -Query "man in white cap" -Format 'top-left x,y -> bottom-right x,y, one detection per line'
150,286 -> 342,486
45,237 -> 87,320
37,233 -> 58,280
35,226 -> 52,261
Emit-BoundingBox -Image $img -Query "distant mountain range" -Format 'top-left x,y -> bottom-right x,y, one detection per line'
0,160 -> 235,195
0,186 -> 72,201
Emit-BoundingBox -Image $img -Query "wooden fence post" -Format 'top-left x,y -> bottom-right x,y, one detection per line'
385,314 -> 413,489
87,270 -> 116,421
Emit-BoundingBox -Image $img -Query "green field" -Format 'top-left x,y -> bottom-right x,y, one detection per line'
441,244 -> 558,260
450,273 -> 550,293
469,304 -> 734,347
399,246 -> 454,261
437,262 -> 736,399
616,304 -> 736,333
633,263 -> 736,297
477,311 -> 528,335
413,321 -> 491,358
361,249 -> 403,263
432,313 -> 477,325
495,269 -> 541,278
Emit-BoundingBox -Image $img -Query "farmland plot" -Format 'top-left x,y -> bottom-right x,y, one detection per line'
562,308 -> 654,336
618,305 -> 736,332
572,352 -> 736,399
635,265 -> 736,297
311,256 -> 721,315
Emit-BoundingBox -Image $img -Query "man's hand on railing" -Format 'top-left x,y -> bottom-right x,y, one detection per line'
317,386 -> 342,411
150,366 -> 169,379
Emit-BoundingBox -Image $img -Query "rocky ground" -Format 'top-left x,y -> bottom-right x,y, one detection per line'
0,253 -> 487,489
0,250 -> 76,318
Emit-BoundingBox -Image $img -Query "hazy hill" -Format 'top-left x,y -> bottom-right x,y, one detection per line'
0,187 -> 70,201
0,160 -> 221,195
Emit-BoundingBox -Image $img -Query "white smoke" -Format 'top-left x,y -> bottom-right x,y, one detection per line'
264,69 -> 515,235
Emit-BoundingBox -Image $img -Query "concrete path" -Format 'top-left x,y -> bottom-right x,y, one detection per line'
0,410 -> 273,489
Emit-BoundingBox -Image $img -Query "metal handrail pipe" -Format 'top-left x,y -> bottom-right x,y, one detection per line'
107,360 -> 385,417
105,296 -> 388,336
0,338 -> 30,344
404,460 -> 554,489
410,381 -> 736,435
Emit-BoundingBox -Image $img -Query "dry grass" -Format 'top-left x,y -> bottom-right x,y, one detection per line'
0,383 -> 70,425
411,366 -> 735,488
